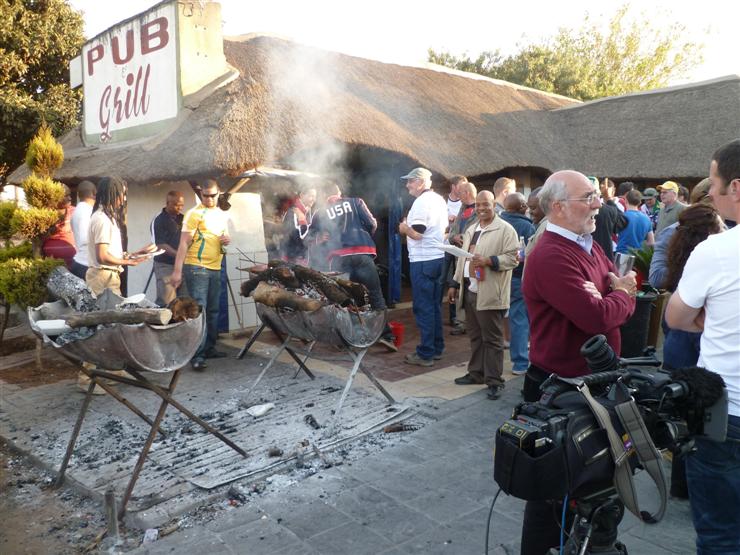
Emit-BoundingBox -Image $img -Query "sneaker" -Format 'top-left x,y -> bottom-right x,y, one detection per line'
487,385 -> 504,400
377,337 -> 398,352
191,358 -> 207,371
204,350 -> 227,359
77,372 -> 106,395
450,324 -> 466,336
433,353 -> 443,360
404,353 -> 434,367
511,368 -> 527,376
454,373 -> 483,385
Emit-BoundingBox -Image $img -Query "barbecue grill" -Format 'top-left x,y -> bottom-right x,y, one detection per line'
29,299 -> 247,518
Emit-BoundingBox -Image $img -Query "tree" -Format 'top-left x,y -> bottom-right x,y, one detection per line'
0,124 -> 65,343
428,5 -> 704,101
0,0 -> 85,186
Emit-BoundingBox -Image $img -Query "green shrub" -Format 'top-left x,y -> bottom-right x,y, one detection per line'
0,201 -> 18,243
0,242 -> 33,263
25,124 -> 64,178
0,257 -> 63,308
22,174 -> 65,210
10,206 -> 59,240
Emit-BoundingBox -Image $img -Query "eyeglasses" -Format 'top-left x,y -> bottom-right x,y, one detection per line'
562,193 -> 601,204
202,193 -> 219,198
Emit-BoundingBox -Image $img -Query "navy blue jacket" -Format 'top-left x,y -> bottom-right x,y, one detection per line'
500,211 -> 535,278
313,196 -> 377,264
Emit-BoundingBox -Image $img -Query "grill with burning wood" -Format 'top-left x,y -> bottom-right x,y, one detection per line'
238,261 -> 396,417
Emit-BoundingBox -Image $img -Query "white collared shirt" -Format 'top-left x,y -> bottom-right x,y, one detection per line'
546,221 -> 593,254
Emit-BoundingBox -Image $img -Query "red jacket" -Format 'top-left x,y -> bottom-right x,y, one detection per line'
522,231 -> 635,377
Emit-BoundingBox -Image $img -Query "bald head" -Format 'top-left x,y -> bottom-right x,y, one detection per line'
458,181 -> 478,204
504,192 -> 527,214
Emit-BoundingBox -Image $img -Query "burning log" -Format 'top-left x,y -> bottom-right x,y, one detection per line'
335,278 -> 369,307
269,261 -> 352,307
47,266 -> 97,312
240,265 -> 301,298
66,308 -> 173,328
251,282 -> 323,312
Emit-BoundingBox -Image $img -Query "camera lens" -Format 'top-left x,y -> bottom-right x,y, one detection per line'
581,335 -> 619,374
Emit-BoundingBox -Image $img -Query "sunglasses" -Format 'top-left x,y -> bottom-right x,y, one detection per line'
202,193 -> 219,198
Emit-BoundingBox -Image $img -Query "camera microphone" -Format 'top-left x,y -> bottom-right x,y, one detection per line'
666,366 -> 725,408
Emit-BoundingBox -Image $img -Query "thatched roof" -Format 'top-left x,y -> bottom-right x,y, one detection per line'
7,35 -> 574,185
8,35 -> 738,185
553,75 -> 740,180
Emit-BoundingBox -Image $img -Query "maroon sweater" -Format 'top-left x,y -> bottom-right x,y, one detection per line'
523,231 -> 635,377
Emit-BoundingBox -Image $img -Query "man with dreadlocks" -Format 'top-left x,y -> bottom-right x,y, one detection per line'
86,176 -> 150,296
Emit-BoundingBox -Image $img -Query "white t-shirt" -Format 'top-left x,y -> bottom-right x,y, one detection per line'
88,210 -> 124,271
71,201 -> 93,266
677,226 -> 740,416
447,197 -> 461,222
407,190 -> 447,262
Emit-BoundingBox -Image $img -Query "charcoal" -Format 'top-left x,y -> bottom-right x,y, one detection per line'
46,267 -> 96,312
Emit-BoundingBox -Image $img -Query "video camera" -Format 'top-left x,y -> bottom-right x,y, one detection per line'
494,335 -> 727,509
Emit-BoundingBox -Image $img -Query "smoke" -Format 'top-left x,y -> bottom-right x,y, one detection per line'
264,40 -> 350,188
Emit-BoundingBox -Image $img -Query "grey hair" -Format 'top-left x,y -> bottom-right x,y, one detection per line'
458,181 -> 477,196
538,178 -> 569,216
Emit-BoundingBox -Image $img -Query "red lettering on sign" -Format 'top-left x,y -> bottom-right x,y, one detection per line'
87,45 -> 104,76
141,17 -> 169,55
111,29 -> 134,65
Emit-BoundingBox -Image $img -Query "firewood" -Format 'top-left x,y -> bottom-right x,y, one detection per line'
271,262 -> 352,306
334,278 -> 370,307
251,282 -> 323,312
240,266 -> 301,297
168,297 -> 201,322
66,308 -> 173,328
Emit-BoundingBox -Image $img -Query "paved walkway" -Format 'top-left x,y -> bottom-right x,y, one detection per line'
130,378 -> 695,555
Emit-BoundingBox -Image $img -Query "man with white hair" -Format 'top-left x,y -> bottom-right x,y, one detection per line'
519,170 -> 637,554
398,168 -> 448,366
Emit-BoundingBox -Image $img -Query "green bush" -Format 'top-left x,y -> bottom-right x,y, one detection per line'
25,124 -> 64,178
0,201 -> 18,243
0,257 -> 63,308
22,174 -> 65,210
10,206 -> 59,240
0,242 -> 33,263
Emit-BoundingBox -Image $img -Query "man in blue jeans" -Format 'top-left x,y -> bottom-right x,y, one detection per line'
499,192 -> 535,375
170,180 -> 230,370
398,168 -> 448,366
666,138 -> 740,555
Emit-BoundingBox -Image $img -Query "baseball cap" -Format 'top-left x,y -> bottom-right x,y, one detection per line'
400,168 -> 432,180
642,187 -> 658,198
658,181 -> 679,193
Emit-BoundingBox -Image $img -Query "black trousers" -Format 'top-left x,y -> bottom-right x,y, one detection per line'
520,364 -> 575,554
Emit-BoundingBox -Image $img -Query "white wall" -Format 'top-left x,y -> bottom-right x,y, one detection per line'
125,182 -> 267,329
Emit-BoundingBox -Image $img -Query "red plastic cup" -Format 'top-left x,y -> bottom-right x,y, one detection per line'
388,321 -> 404,348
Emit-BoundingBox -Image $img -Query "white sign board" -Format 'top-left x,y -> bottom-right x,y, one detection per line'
81,3 -> 179,144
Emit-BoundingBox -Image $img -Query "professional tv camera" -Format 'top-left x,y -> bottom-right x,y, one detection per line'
493,335 -> 727,554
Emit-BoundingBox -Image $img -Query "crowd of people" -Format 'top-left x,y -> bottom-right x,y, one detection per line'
40,138 -> 738,554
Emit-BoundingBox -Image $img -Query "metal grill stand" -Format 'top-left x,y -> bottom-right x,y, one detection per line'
238,306 -> 396,427
56,366 -> 248,518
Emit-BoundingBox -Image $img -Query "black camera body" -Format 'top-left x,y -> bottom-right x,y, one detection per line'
494,335 -> 727,503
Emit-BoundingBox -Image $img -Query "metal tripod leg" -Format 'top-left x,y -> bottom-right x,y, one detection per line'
237,322 -> 266,359
242,334 -> 292,401
291,341 -> 316,379
333,348 -> 369,418
359,365 -> 396,404
54,378 -> 98,487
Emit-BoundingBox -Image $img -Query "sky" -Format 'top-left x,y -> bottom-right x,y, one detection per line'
68,0 -> 738,87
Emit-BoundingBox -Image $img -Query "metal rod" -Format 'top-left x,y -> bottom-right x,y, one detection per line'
54,377 -> 97,487
119,370 -> 181,517
224,256 -> 244,329
125,369 -> 248,458
292,341 -> 315,379
332,348 -> 369,418
242,335 -> 291,401
105,489 -> 120,542
359,365 -> 396,404
237,322 -> 266,359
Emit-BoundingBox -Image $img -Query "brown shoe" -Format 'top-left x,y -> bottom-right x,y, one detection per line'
454,373 -> 483,385
404,353 -> 434,367
377,338 -> 399,352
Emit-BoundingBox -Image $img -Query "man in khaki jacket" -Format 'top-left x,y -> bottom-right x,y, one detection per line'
448,190 -> 519,399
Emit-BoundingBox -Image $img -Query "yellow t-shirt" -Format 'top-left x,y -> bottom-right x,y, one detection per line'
183,204 -> 229,270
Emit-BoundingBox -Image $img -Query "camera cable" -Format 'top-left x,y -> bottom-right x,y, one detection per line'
559,493 -> 569,555
484,487 -> 503,553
